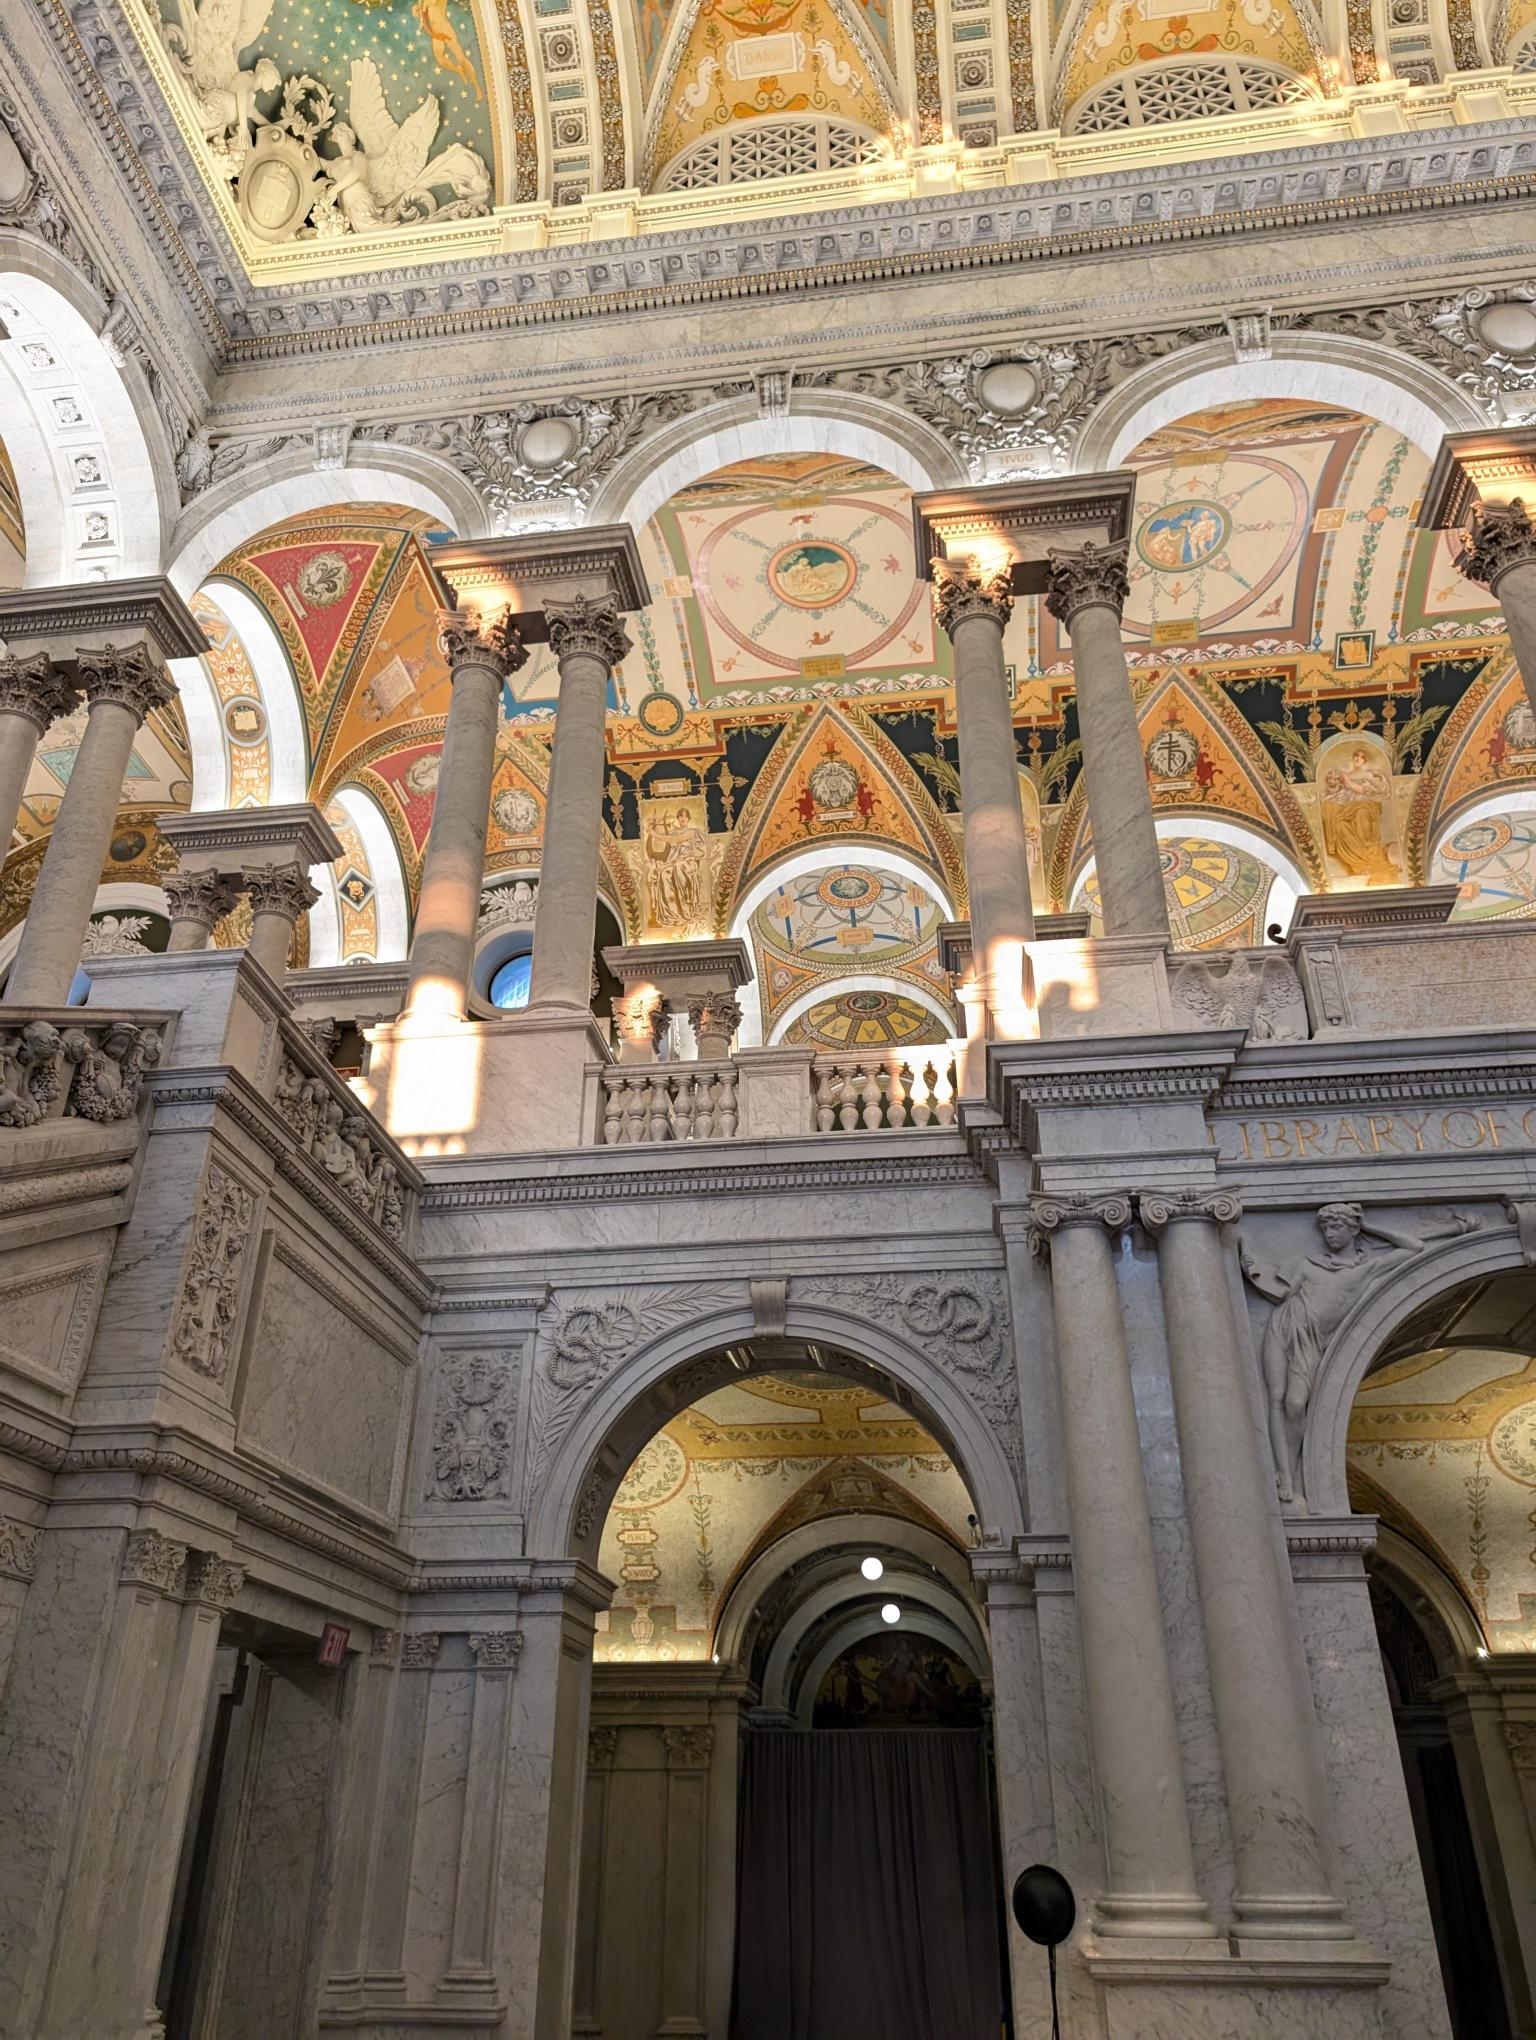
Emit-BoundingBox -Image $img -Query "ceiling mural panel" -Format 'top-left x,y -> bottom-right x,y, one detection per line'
1055,0 -> 1322,117
780,987 -> 950,1047
595,1370 -> 970,1663
190,590 -> 274,808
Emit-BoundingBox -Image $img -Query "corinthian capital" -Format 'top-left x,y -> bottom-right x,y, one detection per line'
1045,540 -> 1131,628
545,593 -> 633,672
439,607 -> 528,680
1455,498 -> 1536,593
162,867 -> 239,933
244,861 -> 321,922
1027,1190 -> 1133,1243
931,557 -> 1014,640
1139,1186 -> 1243,1231
76,641 -> 177,724
0,652 -> 77,733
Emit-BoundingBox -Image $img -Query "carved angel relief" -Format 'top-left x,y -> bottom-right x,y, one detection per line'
1239,1202 -> 1477,1507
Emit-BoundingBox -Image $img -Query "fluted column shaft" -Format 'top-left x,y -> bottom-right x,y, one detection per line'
933,563 -> 1035,1037
1047,545 -> 1170,941
1143,1190 -> 1350,1944
405,612 -> 526,1020
1030,1193 -> 1212,1936
1457,500 -> 1536,720
6,643 -> 175,1006
529,597 -> 631,1013
0,655 -> 76,860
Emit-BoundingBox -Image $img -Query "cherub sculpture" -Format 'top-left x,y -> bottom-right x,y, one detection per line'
1240,1202 -> 1476,1506
323,57 -> 490,233
161,0 -> 280,162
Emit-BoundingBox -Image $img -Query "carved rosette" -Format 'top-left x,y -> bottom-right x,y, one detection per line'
1139,1187 -> 1243,1231
663,1724 -> 715,1769
1455,499 -> 1536,594
1026,1191 -> 1134,1249
0,651 -> 76,734
1044,540 -> 1131,629
162,867 -> 240,936
931,558 -> 1014,640
120,1528 -> 189,1596
75,641 -> 178,725
469,1629 -> 523,1671
184,1551 -> 246,1609
544,593 -> 633,673
245,861 -> 321,923
439,608 -> 528,680
401,1632 -> 442,1669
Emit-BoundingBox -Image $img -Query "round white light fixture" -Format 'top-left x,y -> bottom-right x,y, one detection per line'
860,1556 -> 884,1581
881,1602 -> 901,1625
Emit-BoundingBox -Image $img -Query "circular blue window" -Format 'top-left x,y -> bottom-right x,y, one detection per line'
488,953 -> 533,1010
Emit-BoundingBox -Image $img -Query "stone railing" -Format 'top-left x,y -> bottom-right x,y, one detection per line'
811,1049 -> 957,1131
598,1063 -> 740,1145
270,1018 -> 417,1242
0,1012 -> 169,1129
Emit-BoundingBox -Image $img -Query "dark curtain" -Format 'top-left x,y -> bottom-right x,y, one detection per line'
731,1729 -> 1005,2040
1416,1743 -> 1513,2040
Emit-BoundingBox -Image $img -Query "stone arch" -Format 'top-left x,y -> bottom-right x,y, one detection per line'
529,1303 -> 1028,1563
1370,1522 -> 1487,1664
0,244 -> 172,583
1069,814 -> 1310,939
1302,1221 -> 1529,1515
767,974 -> 956,1046
591,389 -> 967,534
1074,330 -> 1488,472
191,578 -> 311,807
166,447 -> 484,595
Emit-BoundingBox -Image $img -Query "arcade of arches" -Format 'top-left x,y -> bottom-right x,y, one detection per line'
7,5 -> 1536,2037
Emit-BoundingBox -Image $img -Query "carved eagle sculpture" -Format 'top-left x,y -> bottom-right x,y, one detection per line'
325,56 -> 491,233
162,0 -> 279,155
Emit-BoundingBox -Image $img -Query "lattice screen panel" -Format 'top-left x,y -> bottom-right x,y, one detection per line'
1068,60 -> 1317,132
661,120 -> 886,191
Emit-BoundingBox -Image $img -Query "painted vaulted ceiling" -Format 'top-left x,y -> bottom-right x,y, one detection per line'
123,0 -> 1515,266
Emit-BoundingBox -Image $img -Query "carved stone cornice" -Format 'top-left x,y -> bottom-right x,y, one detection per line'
1139,1187 -> 1243,1230
244,861 -> 321,922
0,653 -> 76,733
931,558 -> 1014,640
162,867 -> 239,932
1044,541 -> 1131,628
439,609 -> 528,681
1455,499 -> 1536,593
76,642 -> 177,725
544,594 -> 633,673
421,1151 -> 979,1210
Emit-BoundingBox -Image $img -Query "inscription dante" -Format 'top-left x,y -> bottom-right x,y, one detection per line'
1218,1105 -> 1536,1163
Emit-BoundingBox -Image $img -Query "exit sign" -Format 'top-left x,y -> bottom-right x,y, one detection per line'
318,1622 -> 350,1667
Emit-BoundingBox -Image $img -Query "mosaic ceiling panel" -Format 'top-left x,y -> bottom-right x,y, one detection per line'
595,1369 -> 970,1663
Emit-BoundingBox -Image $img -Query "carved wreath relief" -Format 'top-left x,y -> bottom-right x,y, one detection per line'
428,1352 -> 517,1502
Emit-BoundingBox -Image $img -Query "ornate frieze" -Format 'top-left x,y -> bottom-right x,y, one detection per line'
1502,1721 -> 1536,1776
272,1052 -> 407,1240
370,1627 -> 400,1665
169,1164 -> 256,1385
0,1018 -> 163,1129
428,1353 -> 518,1503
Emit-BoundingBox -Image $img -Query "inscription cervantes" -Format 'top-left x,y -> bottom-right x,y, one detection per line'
1217,1105 -> 1536,1163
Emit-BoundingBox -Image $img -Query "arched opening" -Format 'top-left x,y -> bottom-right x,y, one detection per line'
1329,1261 -> 1536,2040
572,1339 -> 1012,2040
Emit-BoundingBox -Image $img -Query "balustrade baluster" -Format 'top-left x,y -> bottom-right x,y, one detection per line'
622,1073 -> 648,1145
906,1057 -> 932,1128
813,1065 -> 836,1133
717,1067 -> 739,1139
932,1057 -> 956,1127
675,1070 -> 699,1142
601,1072 -> 623,1145
646,1070 -> 673,1142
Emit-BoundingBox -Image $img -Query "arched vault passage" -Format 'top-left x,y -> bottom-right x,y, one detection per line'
530,1310 -> 1027,1562
1075,331 -> 1489,473
1302,1223 -> 1531,1516
593,389 -> 969,535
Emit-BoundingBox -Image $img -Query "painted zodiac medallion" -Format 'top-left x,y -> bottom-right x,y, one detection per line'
1136,501 -> 1233,571
767,540 -> 858,610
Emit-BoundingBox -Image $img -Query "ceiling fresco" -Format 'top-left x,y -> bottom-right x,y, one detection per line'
594,1369 -> 971,1663
747,860 -> 951,1035
0,441 -> 22,591
1055,0 -> 1323,117
1349,1344 -> 1536,1651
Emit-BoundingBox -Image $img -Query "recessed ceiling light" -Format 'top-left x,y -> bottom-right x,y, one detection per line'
860,1556 -> 884,1581
881,1602 -> 900,1625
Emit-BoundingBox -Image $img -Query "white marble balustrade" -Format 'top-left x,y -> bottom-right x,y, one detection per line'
812,1049 -> 956,1132
599,1064 -> 741,1144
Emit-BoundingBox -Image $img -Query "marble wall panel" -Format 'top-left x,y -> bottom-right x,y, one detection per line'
402,1660 -> 474,1998
238,1243 -> 412,1522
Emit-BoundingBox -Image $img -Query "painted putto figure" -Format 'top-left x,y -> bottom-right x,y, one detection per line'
1240,1201 -> 1474,1505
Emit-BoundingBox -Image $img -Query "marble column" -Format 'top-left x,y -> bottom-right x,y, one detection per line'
528,596 -> 631,1013
1141,1188 -> 1354,1949
1045,544 -> 1170,942
1454,500 -> 1536,717
162,867 -> 239,952
244,861 -> 320,978
932,559 -> 1036,1036
5,642 -> 176,1006
0,653 -> 76,856
1028,1191 -> 1213,1939
404,611 -> 526,1021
